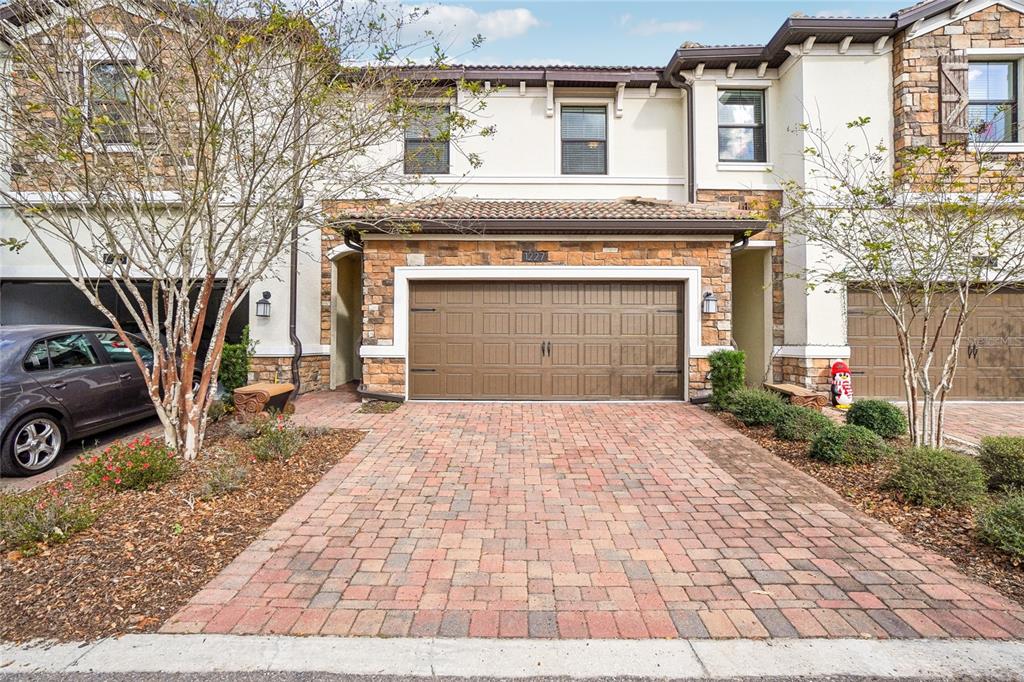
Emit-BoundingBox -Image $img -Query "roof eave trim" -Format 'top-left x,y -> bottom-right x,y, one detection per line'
341,218 -> 767,235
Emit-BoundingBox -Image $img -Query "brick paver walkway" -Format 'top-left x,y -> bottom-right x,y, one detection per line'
163,397 -> 1024,639
940,402 -> 1024,445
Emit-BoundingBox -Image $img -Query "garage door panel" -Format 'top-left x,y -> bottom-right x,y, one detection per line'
550,343 -> 578,366
408,281 -> 684,400
848,287 -> 1024,399
445,313 -> 474,334
483,313 -> 510,335
584,313 -> 611,335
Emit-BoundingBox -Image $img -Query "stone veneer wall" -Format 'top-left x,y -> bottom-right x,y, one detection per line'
893,4 -> 1024,163
696,189 -> 789,383
776,357 -> 833,393
360,238 -> 733,397
249,355 -> 331,393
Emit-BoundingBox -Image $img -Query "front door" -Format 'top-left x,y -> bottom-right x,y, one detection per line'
408,281 -> 684,400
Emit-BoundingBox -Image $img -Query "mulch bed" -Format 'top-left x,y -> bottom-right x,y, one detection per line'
0,425 -> 363,643
712,409 -> 1024,607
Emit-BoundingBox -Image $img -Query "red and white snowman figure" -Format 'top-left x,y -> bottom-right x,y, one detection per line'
830,361 -> 854,410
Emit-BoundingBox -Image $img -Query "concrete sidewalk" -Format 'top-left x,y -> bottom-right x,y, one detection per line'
1,634 -> 1022,680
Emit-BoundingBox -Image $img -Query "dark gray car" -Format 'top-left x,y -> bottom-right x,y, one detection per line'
0,325 -> 158,476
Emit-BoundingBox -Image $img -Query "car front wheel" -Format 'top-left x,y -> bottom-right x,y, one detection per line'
1,413 -> 65,477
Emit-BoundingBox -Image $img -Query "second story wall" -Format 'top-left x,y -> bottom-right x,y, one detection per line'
401,82 -> 689,202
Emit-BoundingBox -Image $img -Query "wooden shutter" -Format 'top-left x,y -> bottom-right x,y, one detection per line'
939,51 -> 969,144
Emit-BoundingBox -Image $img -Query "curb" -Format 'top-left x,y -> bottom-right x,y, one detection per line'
1,635 -> 1023,679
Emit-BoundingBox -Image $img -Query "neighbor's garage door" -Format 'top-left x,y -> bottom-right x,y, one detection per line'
848,288 -> 1024,399
408,281 -> 683,399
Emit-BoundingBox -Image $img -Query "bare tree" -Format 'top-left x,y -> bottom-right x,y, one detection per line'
781,117 -> 1024,447
0,0 -> 492,459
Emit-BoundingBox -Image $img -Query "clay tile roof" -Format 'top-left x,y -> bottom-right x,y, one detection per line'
344,197 -> 763,222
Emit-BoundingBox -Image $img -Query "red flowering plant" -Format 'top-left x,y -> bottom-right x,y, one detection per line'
75,435 -> 180,491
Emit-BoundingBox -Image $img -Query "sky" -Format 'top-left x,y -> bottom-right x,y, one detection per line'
404,0 -> 909,66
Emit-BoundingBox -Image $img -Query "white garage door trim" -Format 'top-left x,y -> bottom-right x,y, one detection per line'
359,265 -> 727,365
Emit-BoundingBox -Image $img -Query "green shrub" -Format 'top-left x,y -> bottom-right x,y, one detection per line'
846,400 -> 907,438
774,404 -> 832,441
887,447 -> 987,508
708,349 -> 745,408
809,424 -> 888,465
219,326 -> 255,398
249,414 -> 305,462
198,452 -> 248,500
76,435 -> 180,491
979,436 -> 1024,490
0,483 -> 95,553
728,388 -> 785,426
978,493 -> 1024,559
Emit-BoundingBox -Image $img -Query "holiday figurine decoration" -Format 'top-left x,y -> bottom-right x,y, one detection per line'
830,360 -> 854,410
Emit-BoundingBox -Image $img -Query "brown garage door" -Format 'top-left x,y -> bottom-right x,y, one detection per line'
848,288 -> 1024,399
408,281 -> 684,399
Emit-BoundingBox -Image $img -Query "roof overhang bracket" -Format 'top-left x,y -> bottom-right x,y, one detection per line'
801,35 -> 816,54
757,61 -> 768,78
952,0 -> 971,19
838,36 -> 853,54
545,81 -> 554,117
694,63 -> 705,80
873,35 -> 890,54
519,81 -> 526,96
649,82 -> 658,97
725,62 -> 737,79
615,82 -> 625,117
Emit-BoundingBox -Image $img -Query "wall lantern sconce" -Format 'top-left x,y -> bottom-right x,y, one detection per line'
702,291 -> 718,315
255,291 -> 272,318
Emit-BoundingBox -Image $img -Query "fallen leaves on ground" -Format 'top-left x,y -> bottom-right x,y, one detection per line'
0,426 -> 363,643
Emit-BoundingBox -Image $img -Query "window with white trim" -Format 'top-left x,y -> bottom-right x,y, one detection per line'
404,105 -> 450,175
560,105 -> 607,175
88,61 -> 134,145
717,89 -> 766,163
968,61 -> 1018,143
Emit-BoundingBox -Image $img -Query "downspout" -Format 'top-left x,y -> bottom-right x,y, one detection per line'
288,61 -> 305,392
731,235 -> 750,252
667,67 -> 696,204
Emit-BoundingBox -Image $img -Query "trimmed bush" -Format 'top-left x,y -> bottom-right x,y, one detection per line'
846,399 -> 907,438
809,424 -> 888,465
76,435 -> 179,491
0,482 -> 95,553
887,447 -> 987,508
774,404 -> 833,441
978,493 -> 1024,559
219,325 -> 255,399
708,349 -> 745,409
728,388 -> 785,427
979,436 -> 1024,491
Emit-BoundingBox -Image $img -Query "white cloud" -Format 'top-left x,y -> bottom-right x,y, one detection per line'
617,15 -> 702,37
405,5 -> 540,44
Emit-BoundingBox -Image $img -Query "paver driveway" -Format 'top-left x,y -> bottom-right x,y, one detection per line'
163,398 -> 1024,639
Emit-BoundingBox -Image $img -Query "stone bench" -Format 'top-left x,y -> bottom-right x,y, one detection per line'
764,382 -> 831,410
233,382 -> 296,420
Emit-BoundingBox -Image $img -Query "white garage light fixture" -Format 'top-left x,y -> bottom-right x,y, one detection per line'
702,291 -> 718,315
255,291 -> 272,318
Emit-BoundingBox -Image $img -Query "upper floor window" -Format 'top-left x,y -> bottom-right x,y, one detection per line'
404,105 -> 450,175
718,90 -> 766,163
968,61 -> 1018,143
561,106 -> 607,175
88,61 -> 133,145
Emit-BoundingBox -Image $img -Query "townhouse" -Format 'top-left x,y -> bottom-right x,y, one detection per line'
2,0 -> 1023,401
